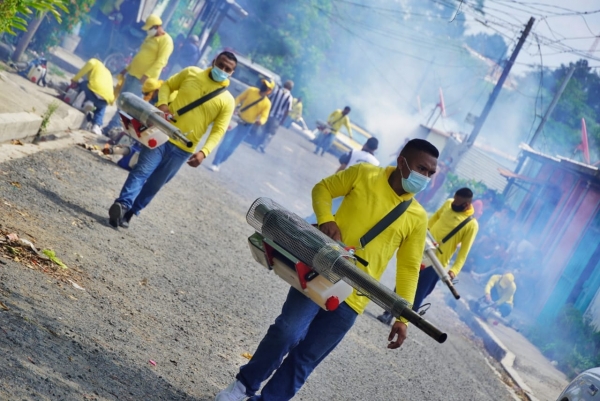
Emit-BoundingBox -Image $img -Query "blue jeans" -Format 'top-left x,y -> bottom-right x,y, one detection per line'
305,197 -> 343,225
105,74 -> 143,131
115,141 -> 190,215
82,84 -> 107,126
237,287 -> 358,401
412,266 -> 438,311
315,132 -> 335,155
212,123 -> 253,165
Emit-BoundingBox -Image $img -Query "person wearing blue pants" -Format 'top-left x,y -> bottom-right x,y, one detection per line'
70,58 -> 115,136
314,106 -> 352,156
377,188 -> 479,325
108,51 -> 238,228
209,80 -> 272,172
216,139 -> 440,401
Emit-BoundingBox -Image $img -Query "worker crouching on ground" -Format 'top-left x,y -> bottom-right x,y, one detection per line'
108,52 -> 237,229
70,58 -> 115,136
215,139 -> 439,401
483,272 -> 517,317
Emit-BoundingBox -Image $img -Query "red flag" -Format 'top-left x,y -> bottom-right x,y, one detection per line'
438,87 -> 446,117
576,118 -> 590,164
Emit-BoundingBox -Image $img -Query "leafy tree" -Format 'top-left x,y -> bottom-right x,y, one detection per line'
0,0 -> 67,35
465,33 -> 508,60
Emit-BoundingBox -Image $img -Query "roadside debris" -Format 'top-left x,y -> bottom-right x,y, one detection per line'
241,352 -> 253,360
0,229 -> 83,286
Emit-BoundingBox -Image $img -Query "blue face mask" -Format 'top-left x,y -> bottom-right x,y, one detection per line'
401,158 -> 431,194
211,66 -> 230,82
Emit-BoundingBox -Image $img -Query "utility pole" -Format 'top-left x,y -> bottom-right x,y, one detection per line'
465,17 -> 535,148
528,64 -> 576,148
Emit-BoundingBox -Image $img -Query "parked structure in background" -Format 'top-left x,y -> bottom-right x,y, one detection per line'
501,144 -> 600,328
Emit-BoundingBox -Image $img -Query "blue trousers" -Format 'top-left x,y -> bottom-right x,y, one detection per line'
82,85 -> 107,126
238,287 -> 358,401
212,123 -> 254,165
115,141 -> 190,215
315,133 -> 335,155
412,266 -> 439,311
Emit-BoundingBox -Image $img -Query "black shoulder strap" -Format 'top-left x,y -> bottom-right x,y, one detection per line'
360,199 -> 412,248
176,87 -> 227,117
329,114 -> 345,126
239,96 -> 265,113
441,216 -> 474,244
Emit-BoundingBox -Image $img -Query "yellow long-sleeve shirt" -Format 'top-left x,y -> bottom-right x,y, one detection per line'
158,67 -> 235,154
72,58 -> 115,105
428,199 -> 479,276
235,87 -> 271,125
127,33 -> 174,80
312,164 -> 428,317
327,109 -> 352,137
485,274 -> 516,306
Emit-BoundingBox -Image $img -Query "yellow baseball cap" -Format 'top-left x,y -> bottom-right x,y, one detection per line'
142,14 -> 162,31
261,79 -> 275,89
142,78 -> 163,94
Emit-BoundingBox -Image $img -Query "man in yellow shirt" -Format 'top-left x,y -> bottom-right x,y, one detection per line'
216,139 -> 439,401
377,187 -> 479,324
70,58 -> 115,135
484,272 -> 516,317
104,14 -> 174,133
209,80 -> 272,171
314,106 -> 352,156
108,51 -> 237,228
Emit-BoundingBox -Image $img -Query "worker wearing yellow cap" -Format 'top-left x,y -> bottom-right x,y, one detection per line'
70,58 -> 115,135
484,272 -> 517,317
104,14 -> 174,133
209,79 -> 272,171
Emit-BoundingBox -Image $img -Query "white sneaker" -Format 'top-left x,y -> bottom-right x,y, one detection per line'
209,164 -> 220,172
91,124 -> 103,136
215,380 -> 247,401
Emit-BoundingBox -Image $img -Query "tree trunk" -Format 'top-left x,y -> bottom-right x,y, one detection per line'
12,13 -> 46,62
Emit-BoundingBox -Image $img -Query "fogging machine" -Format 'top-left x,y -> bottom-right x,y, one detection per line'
246,198 -> 447,344
117,92 -> 193,149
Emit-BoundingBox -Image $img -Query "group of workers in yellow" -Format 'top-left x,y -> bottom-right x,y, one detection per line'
65,13 -> 518,401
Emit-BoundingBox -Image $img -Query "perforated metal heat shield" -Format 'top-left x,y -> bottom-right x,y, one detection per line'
246,197 -> 447,343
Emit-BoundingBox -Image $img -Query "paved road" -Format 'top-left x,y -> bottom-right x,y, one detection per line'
0,127 -> 517,400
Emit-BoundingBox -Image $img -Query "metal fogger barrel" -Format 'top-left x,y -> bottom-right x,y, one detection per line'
117,92 -> 193,148
246,197 -> 448,344
423,231 -> 460,300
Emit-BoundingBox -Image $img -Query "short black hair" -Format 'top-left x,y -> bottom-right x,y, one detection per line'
217,51 -> 238,66
365,137 -> 378,150
399,138 -> 439,159
455,187 -> 474,199
343,106 -> 351,111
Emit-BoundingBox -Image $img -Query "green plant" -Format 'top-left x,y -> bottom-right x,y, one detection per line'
38,101 -> 59,135
443,172 -> 494,198
525,305 -> 600,378
0,0 -> 67,34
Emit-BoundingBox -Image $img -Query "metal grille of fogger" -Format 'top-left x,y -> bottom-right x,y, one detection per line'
117,92 -> 193,148
247,197 -> 448,344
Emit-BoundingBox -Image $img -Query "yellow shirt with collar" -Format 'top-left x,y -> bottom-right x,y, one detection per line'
312,164 -> 428,316
72,58 -> 115,105
428,199 -> 479,276
127,33 -> 174,80
158,67 -> 235,154
235,87 -> 271,125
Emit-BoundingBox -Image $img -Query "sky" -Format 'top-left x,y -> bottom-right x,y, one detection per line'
462,0 -> 600,74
